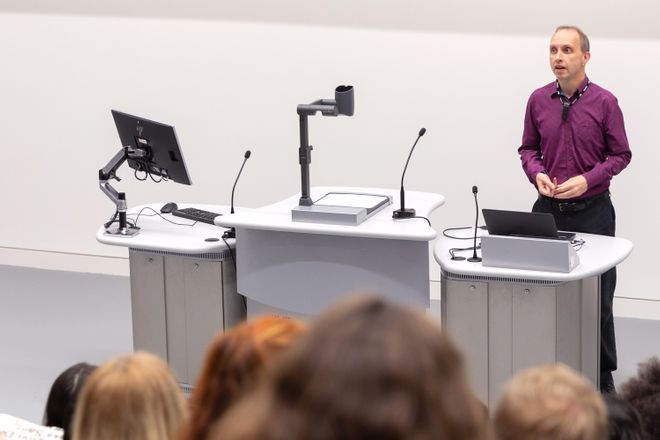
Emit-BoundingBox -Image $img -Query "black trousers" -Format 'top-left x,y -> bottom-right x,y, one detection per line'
532,194 -> 617,380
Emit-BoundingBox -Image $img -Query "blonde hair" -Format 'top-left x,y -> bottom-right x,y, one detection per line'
494,363 -> 607,440
72,352 -> 186,440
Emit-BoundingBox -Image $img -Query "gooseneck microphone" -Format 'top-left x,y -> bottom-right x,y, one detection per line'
223,149 -> 252,239
230,150 -> 251,214
393,128 -> 426,219
467,185 -> 482,263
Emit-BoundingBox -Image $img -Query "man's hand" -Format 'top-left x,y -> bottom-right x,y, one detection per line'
536,173 -> 556,197
554,175 -> 588,199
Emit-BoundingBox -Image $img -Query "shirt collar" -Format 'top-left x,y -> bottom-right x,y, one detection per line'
551,76 -> 590,98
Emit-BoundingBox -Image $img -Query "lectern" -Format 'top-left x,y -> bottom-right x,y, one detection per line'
97,203 -> 244,392
435,231 -> 632,407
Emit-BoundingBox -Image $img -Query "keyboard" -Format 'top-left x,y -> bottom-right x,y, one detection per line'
172,207 -> 222,224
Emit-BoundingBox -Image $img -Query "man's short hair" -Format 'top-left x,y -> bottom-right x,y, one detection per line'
494,364 -> 607,440
555,25 -> 590,53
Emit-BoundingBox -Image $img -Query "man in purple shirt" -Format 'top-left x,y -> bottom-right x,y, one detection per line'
518,25 -> 632,393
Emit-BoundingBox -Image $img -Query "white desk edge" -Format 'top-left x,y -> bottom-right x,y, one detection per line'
434,232 -> 633,282
96,203 -> 236,254
216,187 -> 445,241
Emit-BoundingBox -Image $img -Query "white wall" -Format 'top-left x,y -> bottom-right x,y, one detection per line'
0,10 -> 657,318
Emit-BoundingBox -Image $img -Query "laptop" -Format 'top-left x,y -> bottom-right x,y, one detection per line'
482,209 -> 576,241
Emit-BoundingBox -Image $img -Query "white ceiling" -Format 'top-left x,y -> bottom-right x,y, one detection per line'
2,0 -> 659,41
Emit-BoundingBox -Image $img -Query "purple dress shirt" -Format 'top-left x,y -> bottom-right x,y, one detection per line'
518,76 -> 632,200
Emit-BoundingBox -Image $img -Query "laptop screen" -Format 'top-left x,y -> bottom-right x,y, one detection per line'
482,209 -> 575,240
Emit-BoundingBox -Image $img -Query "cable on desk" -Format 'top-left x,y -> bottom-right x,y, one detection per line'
127,207 -> 197,228
571,238 -> 586,252
449,244 -> 481,259
443,225 -> 487,240
393,215 -> 432,227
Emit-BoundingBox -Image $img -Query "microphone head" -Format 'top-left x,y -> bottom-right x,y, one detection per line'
418,128 -> 426,137
472,185 -> 478,194
244,150 -> 251,159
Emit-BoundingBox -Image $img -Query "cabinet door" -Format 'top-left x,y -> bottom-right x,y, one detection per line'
129,252 -> 167,361
512,285 -> 557,370
442,278 -> 488,404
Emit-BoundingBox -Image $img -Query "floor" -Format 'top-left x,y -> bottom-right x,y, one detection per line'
0,265 -> 132,422
1,264 -> 659,423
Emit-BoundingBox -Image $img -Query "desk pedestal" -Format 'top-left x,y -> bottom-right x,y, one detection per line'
236,228 -> 430,317
441,270 -> 600,408
129,249 -> 243,390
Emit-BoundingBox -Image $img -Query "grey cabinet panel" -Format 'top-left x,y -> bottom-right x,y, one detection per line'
128,250 -> 243,386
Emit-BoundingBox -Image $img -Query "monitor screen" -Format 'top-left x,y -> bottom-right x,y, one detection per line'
482,208 -> 574,240
111,110 -> 192,185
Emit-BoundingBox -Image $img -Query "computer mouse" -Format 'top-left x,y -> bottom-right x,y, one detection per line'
160,202 -> 178,214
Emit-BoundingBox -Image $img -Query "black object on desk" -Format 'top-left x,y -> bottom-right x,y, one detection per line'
160,202 -> 178,214
172,207 -> 222,224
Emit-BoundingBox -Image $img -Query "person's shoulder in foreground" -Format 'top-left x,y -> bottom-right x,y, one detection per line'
1,413 -> 63,440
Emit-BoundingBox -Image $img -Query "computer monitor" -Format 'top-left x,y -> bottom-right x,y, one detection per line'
111,110 -> 192,185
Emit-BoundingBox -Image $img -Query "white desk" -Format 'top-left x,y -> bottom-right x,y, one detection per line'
218,187 -> 444,317
435,231 -> 632,407
97,203 -> 245,389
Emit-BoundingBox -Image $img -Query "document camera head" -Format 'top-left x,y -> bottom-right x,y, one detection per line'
335,85 -> 354,116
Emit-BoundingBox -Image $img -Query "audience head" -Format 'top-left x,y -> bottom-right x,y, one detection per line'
494,363 -> 607,440
180,316 -> 307,440
213,294 -> 491,440
44,362 -> 96,440
603,394 -> 646,440
72,352 -> 186,440
620,356 -> 660,439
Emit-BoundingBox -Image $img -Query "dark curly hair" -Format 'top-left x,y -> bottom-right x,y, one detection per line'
603,394 -> 646,440
620,357 -> 660,439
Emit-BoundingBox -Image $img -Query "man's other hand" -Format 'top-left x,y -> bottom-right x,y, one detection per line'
554,175 -> 588,199
536,173 -> 556,197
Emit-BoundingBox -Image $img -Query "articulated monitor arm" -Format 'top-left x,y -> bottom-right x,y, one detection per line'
98,147 -> 140,237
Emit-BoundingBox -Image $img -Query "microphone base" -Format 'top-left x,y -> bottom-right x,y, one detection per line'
298,196 -> 313,207
104,225 -> 140,237
467,256 -> 482,263
392,208 -> 416,219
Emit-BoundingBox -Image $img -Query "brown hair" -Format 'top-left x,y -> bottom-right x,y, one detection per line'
212,295 -> 492,440
555,25 -> 590,53
178,316 -> 306,440
494,363 -> 607,440
71,352 -> 186,440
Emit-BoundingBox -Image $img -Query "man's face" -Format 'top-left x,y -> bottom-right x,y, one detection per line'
549,29 -> 590,84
